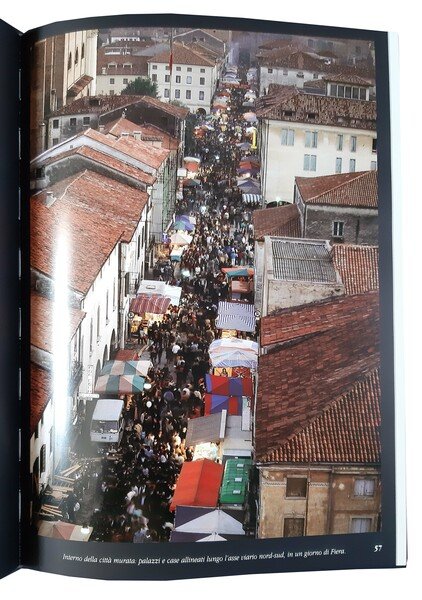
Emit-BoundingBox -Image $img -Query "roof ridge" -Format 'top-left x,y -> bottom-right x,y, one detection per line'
299,170 -> 370,202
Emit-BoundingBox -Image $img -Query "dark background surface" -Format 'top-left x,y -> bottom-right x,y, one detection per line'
0,18 -> 21,580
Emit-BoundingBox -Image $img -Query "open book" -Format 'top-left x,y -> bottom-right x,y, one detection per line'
0,12 -> 406,581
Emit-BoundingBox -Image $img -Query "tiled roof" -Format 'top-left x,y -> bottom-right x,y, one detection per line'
31,292 -> 85,353
260,48 -> 325,71
148,42 -> 216,67
31,170 -> 148,294
323,73 -> 371,86
332,244 -> 379,295
256,86 -> 376,130
296,171 -> 378,209
39,144 -> 156,186
260,289 -> 379,347
303,78 -> 326,91
104,116 -> 179,150
30,363 -> 51,436
263,368 -> 381,463
49,94 -> 188,120
255,297 -> 379,461
269,237 -> 339,283
96,52 -> 149,76
253,204 -> 301,239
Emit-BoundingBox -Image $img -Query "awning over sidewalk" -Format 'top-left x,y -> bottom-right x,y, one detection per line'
216,301 -> 256,332
130,294 -> 171,315
185,411 -> 227,447
170,459 -> 223,511
242,193 -> 262,204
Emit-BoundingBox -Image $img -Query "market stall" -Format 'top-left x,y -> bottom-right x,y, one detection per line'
170,459 -> 223,511
170,507 -> 245,542
215,301 -> 256,332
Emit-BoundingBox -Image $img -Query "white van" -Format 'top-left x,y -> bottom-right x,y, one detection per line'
90,399 -> 125,446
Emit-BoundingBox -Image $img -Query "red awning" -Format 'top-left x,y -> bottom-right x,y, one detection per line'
130,294 -> 171,315
170,459 -> 223,511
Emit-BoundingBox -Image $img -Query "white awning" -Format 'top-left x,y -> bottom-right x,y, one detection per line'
185,411 -> 227,447
242,193 -> 262,204
216,302 -> 256,333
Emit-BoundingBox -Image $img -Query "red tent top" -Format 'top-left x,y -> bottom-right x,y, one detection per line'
170,459 -> 223,511
130,294 -> 171,315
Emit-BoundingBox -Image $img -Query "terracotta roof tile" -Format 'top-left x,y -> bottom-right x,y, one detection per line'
96,51 -> 149,76
253,204 -> 301,239
31,292 -> 85,353
332,244 -> 379,295
104,116 -> 179,150
148,42 -> 216,67
255,296 -> 379,461
264,368 -> 381,463
296,171 -> 378,209
30,363 -> 51,436
256,87 -> 376,130
260,290 -> 379,347
259,49 -> 326,71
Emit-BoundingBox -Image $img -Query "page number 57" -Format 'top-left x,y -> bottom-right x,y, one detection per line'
374,545 -> 383,552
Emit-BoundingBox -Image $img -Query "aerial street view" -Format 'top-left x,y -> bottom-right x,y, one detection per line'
28,25 -> 381,544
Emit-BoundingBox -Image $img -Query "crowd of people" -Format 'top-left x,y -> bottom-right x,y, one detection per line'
57,71 -> 261,544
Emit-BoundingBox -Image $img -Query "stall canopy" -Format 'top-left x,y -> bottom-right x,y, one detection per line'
210,351 -> 258,369
95,374 -> 145,394
242,193 -> 262,204
130,294 -> 171,315
185,411 -> 227,447
170,459 -> 223,511
205,374 -> 253,397
38,521 -> 93,541
216,301 -> 256,332
204,393 -> 243,416
170,507 -> 245,542
101,360 -> 152,378
237,179 -> 261,194
173,218 -> 195,231
170,232 -> 193,245
170,247 -> 185,262
220,458 -> 252,506
137,281 -> 182,307
209,338 -> 259,356
222,267 -> 254,278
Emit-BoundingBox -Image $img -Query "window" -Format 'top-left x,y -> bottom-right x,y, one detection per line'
372,138 -> 377,153
69,117 -> 77,127
187,67 -> 192,72
75,47 -> 79,65
304,154 -> 316,171
186,90 -> 192,99
35,423 -> 39,440
281,128 -> 295,146
335,157 -> 342,173
151,74 -> 157,82
337,85 -> 345,98
110,90 -> 115,96
371,161 -> 377,171
81,43 -> 85,59
113,278 -> 116,310
284,518 -> 305,537
352,87 -> 359,99
333,220 -> 344,237
267,68 -> 273,74
176,66 -> 182,71
97,306 -> 101,339
313,73 -> 319,79
283,69 -> 288,76
175,75 -> 181,83
200,77 -> 205,85
186,76 -> 192,84
165,65 -> 170,71
175,89 -> 180,99
89,317 -> 93,353
354,479 -> 375,497
305,130 -> 318,148
350,135 -> 357,152
330,83 -> 338,97
106,291 -> 109,323
337,134 -> 343,151
360,88 -> 367,100
286,477 -> 307,498
109,78 -> 115,84
165,74 -> 170,83
152,64 -> 157,70
83,116 -> 90,125
49,427 -> 53,453
52,138 -> 59,146
199,90 -> 205,101
200,68 -> 205,73
40,445 -> 46,474
350,518 -> 372,533
297,71 -> 304,78
67,52 -> 72,70
164,89 -> 170,98
345,85 -> 352,98
52,119 -> 59,129
123,78 -> 128,85
349,158 -> 356,172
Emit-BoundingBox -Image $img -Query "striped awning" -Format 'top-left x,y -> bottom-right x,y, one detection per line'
216,302 -> 256,333
95,374 -> 145,394
242,193 -> 262,204
130,294 -> 171,315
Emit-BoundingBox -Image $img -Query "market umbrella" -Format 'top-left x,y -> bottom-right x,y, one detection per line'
170,232 -> 192,245
101,360 -> 152,378
173,219 -> 195,231
243,111 -> 257,122
95,374 -> 145,394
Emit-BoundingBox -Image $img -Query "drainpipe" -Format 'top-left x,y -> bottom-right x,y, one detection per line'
326,467 -> 334,534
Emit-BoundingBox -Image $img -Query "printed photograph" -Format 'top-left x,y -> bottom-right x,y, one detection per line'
28,24 -> 380,543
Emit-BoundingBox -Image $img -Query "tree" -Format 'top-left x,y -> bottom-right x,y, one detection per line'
121,77 -> 158,97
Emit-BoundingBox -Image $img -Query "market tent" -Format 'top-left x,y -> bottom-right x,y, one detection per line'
170,459 -> 223,511
137,281 -> 182,307
204,393 -> 243,416
231,280 -> 253,295
242,193 -> 262,204
209,338 -> 259,355
205,374 -> 253,397
174,219 -> 194,231
101,360 -> 152,378
170,507 -> 244,542
210,351 -> 258,370
170,247 -> 185,262
197,533 -> 227,542
130,294 -> 171,315
170,232 -> 192,245
237,179 -> 261,194
185,411 -> 227,447
222,267 -> 254,278
216,301 -> 256,332
174,507 -> 245,535
38,521 -> 93,541
94,374 -> 145,394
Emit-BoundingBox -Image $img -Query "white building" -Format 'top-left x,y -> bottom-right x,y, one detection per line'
257,87 -> 377,205
148,43 -> 219,114
96,49 -> 149,96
